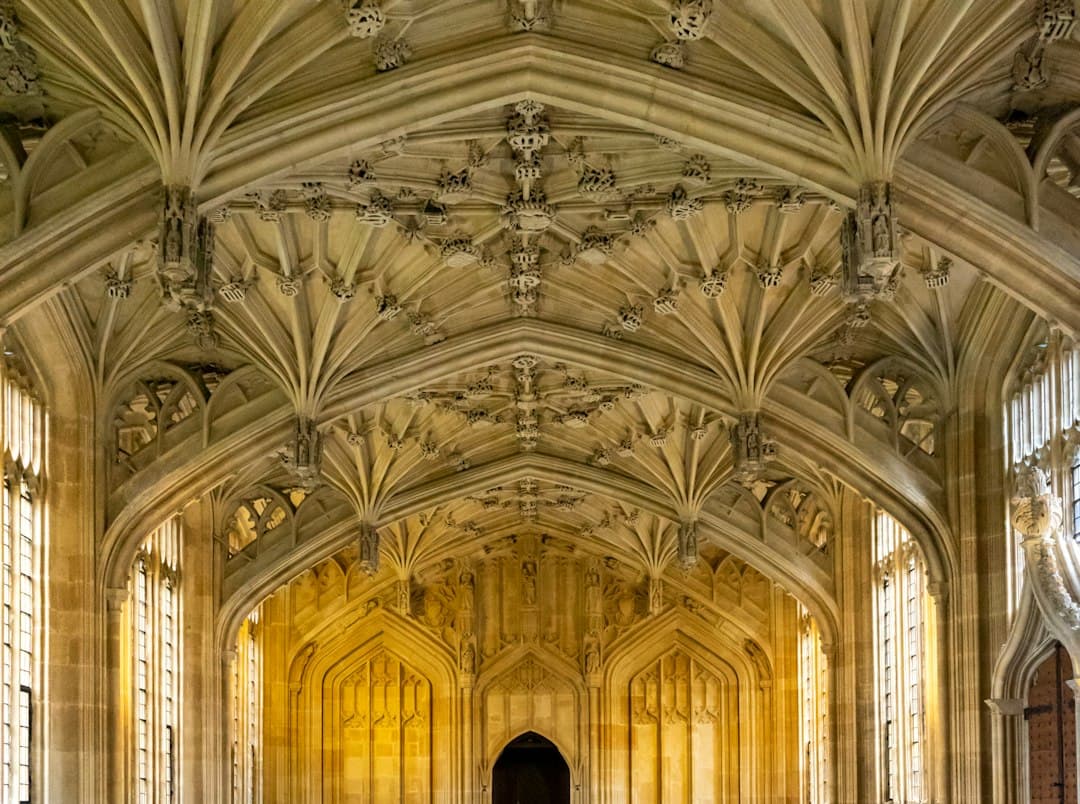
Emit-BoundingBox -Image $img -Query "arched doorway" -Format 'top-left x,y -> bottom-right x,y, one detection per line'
1028,642 -> 1078,804
492,731 -> 571,804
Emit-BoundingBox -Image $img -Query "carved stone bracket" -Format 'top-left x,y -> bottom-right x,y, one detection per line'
729,411 -> 776,484
281,415 -> 323,491
358,522 -> 380,576
1011,464 -> 1080,640
676,520 -> 698,571
157,186 -> 219,348
839,181 -> 900,306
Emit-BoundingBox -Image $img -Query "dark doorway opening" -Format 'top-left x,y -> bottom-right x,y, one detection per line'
492,731 -> 571,804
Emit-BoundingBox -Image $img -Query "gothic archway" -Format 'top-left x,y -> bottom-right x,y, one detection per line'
492,732 -> 571,804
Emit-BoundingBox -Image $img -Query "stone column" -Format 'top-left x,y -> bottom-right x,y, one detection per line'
220,649 -> 237,804
460,677 -> 474,804
927,580 -> 951,804
587,680 -> 600,804
822,639 -> 838,804
985,697 -> 1025,804
105,586 -> 129,804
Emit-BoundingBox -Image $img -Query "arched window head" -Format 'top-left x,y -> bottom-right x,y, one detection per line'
0,356 -> 43,804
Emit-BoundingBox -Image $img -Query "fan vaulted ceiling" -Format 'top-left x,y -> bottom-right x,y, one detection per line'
2,0 -> 1078,634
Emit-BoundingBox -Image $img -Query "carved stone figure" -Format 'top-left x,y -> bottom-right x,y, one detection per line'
358,523 -> 380,576
730,411 -> 776,484
282,416 -> 323,490
460,634 -> 477,675
522,559 -> 538,605
583,633 -> 600,676
840,181 -> 900,304
677,521 -> 698,571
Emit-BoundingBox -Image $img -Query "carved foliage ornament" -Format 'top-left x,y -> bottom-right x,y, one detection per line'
0,3 -> 38,96
374,36 -> 411,72
344,1 -> 385,38
509,0 -> 550,31
1010,463 -> 1062,540
1010,464 -> 1080,629
1039,0 -> 1077,41
669,0 -> 713,40
651,41 -> 686,69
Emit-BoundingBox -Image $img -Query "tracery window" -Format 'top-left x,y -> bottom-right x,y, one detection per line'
231,611 -> 260,804
0,363 -> 42,804
131,520 -> 180,804
1006,330 -> 1080,533
798,607 -> 829,804
873,510 -> 927,803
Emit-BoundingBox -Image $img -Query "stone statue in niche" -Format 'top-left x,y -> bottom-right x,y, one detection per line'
456,567 -> 475,632
356,522 -> 379,576
585,562 -> 603,634
395,578 -> 410,615
730,411 -> 776,484
460,632 -> 477,675
583,633 -> 601,676
522,559 -> 538,605
840,181 -> 900,304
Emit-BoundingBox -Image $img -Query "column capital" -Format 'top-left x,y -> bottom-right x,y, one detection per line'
927,579 -> 949,602
984,697 -> 1026,717
104,585 -> 129,615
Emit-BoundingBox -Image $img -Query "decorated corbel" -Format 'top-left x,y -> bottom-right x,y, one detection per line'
676,518 -> 699,571
281,415 -> 324,491
1011,464 -> 1080,654
157,185 -> 219,347
357,521 -> 380,577
839,181 -> 900,309
508,0 -> 550,32
729,410 -> 776,485
288,642 -> 317,698
648,574 -> 664,616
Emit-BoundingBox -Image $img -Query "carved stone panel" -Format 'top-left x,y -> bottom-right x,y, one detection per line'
626,649 -> 737,802
331,649 -> 434,803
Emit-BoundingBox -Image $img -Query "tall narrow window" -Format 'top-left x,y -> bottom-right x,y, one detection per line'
0,362 -> 41,804
873,510 -> 928,803
131,520 -> 180,804
231,611 -> 260,804
1071,460 -> 1080,538
1004,333 -> 1080,610
798,607 -> 828,804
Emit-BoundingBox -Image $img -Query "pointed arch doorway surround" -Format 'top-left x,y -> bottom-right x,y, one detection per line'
492,731 -> 571,804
